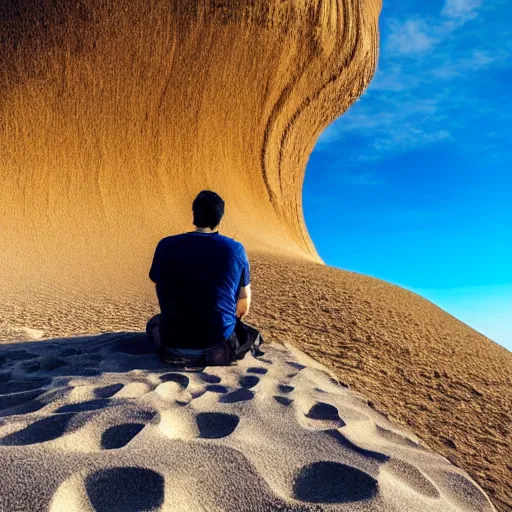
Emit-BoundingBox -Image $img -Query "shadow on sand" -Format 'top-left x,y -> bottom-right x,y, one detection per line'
0,332 -> 198,418
0,331 -> 184,380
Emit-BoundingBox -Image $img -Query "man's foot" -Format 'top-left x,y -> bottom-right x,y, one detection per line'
251,346 -> 265,357
251,334 -> 265,356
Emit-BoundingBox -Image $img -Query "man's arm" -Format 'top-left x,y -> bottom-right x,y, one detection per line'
149,240 -> 162,283
237,245 -> 251,319
236,284 -> 251,319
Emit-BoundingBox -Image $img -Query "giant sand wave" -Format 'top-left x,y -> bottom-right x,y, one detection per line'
1,0 -> 379,286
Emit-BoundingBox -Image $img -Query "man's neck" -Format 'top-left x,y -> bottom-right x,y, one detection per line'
194,226 -> 218,234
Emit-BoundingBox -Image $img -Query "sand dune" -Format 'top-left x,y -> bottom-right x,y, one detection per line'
1,1 -> 510,510
0,334 -> 496,511
1,0 -> 380,285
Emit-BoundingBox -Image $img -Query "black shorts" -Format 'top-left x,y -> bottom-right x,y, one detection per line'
146,314 -> 263,366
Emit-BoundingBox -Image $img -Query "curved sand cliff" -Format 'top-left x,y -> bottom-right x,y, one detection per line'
1,0 -> 380,286
1,1 -> 510,511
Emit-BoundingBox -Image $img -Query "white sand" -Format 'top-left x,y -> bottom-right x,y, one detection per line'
0,333 -> 495,511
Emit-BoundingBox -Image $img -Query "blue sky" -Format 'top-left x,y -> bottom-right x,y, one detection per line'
303,0 -> 512,351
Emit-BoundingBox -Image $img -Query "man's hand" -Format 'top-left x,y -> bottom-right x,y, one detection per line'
237,284 -> 251,319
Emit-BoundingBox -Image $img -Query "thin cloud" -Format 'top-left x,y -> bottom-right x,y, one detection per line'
386,0 -> 483,57
387,19 -> 437,55
371,64 -> 421,92
433,50 -> 500,79
315,97 -> 447,161
442,0 -> 482,20
371,128 -> 451,154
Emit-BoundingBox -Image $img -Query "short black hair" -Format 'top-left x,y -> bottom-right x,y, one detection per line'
192,190 -> 225,229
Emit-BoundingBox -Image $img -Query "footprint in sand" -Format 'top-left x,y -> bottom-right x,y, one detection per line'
196,412 -> 240,439
239,375 -> 259,389
274,396 -> 293,406
287,361 -> 306,371
56,399 -> 111,413
205,384 -> 229,394
101,423 -> 146,449
246,367 -> 267,375
0,413 -> 75,446
219,388 -> 254,404
85,467 -> 164,512
306,402 -> 344,422
256,357 -> 273,365
293,461 -> 378,503
198,373 -> 221,384
94,384 -> 124,399
159,373 -> 189,388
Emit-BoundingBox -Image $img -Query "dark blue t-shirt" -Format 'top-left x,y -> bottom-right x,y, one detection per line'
149,231 -> 250,350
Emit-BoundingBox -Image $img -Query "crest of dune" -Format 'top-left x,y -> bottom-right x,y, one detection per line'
0,0 -> 381,288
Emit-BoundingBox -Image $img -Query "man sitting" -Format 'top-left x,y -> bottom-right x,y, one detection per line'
146,190 -> 263,366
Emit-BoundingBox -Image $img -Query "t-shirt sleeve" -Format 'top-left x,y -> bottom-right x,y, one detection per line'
240,246 -> 251,287
149,241 -> 162,283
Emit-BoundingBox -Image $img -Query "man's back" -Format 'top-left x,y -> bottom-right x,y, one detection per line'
149,231 -> 250,350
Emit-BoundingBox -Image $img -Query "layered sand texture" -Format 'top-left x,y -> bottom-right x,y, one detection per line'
1,1 -> 511,510
0,335 -> 496,511
1,0 -> 380,283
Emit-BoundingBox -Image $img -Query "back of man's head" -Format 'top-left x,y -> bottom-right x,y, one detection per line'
192,190 -> 225,229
